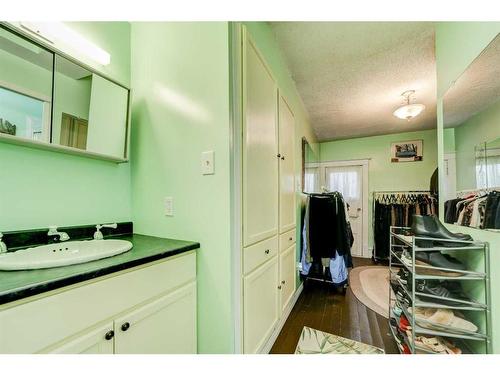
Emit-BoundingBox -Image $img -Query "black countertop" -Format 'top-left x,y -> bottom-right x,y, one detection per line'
0,234 -> 199,305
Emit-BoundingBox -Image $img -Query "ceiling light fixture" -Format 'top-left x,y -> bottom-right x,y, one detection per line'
20,22 -> 111,66
393,90 -> 425,121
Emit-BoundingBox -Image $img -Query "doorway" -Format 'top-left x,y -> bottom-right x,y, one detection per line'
318,160 -> 369,258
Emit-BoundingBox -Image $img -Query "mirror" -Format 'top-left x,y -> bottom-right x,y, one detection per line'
0,25 -> 53,142
443,33 -> 500,230
0,24 -> 130,162
52,56 -> 129,159
302,138 -> 319,193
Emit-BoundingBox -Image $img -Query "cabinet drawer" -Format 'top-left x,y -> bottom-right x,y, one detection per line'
243,236 -> 278,275
0,252 -> 196,354
279,228 -> 296,252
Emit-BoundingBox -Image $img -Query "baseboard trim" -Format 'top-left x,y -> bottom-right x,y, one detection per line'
259,283 -> 304,354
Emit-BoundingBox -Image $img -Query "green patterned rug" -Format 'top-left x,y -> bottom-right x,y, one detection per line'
295,327 -> 385,354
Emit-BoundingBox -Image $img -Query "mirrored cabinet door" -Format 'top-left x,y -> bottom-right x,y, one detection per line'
0,23 -> 130,162
0,26 -> 53,143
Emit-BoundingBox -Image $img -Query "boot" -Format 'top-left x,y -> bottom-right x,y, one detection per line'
411,215 -> 473,247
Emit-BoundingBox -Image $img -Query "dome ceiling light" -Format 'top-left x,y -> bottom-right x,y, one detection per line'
393,90 -> 425,121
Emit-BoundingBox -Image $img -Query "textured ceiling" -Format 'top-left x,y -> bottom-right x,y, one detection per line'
269,22 -> 437,141
444,33 -> 500,128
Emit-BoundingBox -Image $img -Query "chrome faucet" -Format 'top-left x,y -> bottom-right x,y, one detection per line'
0,232 -> 7,254
47,226 -> 70,242
94,223 -> 117,240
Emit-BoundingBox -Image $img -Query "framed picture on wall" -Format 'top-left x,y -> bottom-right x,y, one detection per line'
391,139 -> 423,162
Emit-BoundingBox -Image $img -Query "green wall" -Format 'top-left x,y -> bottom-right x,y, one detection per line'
130,22 -> 233,354
320,129 -> 438,248
436,22 -> 500,353
0,22 -> 131,232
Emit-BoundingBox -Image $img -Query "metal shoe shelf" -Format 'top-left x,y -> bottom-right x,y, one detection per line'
388,226 -> 492,354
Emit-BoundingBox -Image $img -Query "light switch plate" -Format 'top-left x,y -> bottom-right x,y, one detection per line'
164,197 -> 174,216
201,150 -> 215,175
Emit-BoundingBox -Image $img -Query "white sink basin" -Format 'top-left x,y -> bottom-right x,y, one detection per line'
0,239 -> 133,271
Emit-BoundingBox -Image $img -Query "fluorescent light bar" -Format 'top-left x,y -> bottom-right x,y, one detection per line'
21,22 -> 111,66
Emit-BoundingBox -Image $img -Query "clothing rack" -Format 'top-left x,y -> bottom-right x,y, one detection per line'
456,187 -> 500,198
300,191 -> 352,288
372,190 -> 435,262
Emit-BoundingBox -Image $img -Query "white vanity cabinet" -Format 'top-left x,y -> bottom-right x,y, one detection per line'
0,251 -> 197,354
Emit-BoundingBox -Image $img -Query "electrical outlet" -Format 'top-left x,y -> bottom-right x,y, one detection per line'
164,197 -> 174,216
201,151 -> 215,175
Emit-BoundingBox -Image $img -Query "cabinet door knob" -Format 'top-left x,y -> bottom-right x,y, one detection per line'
278,285 -> 282,290
265,249 -> 270,254
277,154 -> 281,158
281,156 -> 285,160
281,280 -> 286,284
105,330 -> 114,341
289,237 -> 293,241
121,322 -> 130,332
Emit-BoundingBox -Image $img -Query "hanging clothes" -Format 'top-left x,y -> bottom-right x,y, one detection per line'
444,190 -> 500,229
301,192 -> 353,286
373,192 -> 437,261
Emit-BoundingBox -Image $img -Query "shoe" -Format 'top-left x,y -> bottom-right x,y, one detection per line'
415,280 -> 471,305
402,251 -> 465,276
414,251 -> 466,274
409,307 -> 478,333
396,268 -> 409,285
412,215 -> 473,247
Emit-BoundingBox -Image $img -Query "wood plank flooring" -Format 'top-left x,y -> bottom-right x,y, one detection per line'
270,257 -> 399,354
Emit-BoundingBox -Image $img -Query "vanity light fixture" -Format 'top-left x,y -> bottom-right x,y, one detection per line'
20,22 -> 111,66
393,90 -> 425,121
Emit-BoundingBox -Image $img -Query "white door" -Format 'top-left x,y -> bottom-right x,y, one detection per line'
278,95 -> 296,233
114,282 -> 197,354
45,322 -> 114,354
242,30 -> 279,246
279,245 -> 296,312
324,165 -> 365,257
243,257 -> 279,353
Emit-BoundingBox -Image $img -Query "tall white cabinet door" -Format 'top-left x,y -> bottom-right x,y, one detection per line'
44,322 -> 114,354
114,282 -> 197,354
278,95 -> 296,234
243,31 -> 279,247
243,256 -> 279,353
279,245 -> 296,312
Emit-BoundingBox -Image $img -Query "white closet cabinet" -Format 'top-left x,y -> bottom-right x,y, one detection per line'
243,256 -> 279,353
241,27 -> 297,354
279,245 -> 296,313
278,95 -> 296,234
242,28 -> 279,247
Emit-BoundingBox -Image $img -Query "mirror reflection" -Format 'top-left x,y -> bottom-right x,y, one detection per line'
0,25 -> 53,142
443,33 -> 500,231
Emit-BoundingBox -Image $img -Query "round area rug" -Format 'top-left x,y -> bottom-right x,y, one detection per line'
349,266 -> 391,318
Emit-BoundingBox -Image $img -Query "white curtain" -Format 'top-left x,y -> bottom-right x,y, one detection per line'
325,166 -> 361,203
304,166 -> 320,193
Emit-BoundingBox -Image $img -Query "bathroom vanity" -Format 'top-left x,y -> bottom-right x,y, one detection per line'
0,229 -> 199,354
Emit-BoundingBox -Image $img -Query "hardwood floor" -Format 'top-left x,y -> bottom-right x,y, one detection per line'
270,257 -> 399,354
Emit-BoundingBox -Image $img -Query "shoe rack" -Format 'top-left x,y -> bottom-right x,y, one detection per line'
388,226 -> 492,354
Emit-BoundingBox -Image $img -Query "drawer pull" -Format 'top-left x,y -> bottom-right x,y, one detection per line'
265,249 -> 270,254
121,322 -> 130,332
105,330 -> 114,341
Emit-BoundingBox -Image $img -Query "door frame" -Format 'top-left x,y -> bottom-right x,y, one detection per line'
318,159 -> 370,258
